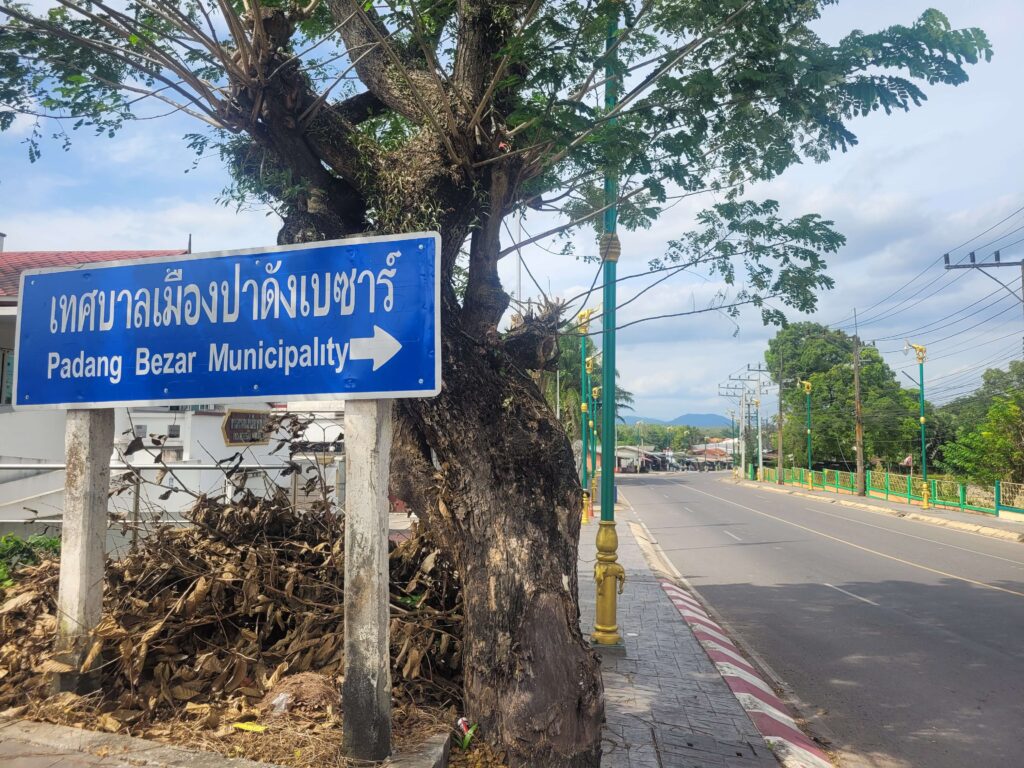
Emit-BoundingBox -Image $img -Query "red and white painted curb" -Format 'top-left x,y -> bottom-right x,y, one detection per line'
660,580 -> 833,768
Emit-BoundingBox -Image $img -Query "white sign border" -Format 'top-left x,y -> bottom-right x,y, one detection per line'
12,232 -> 442,411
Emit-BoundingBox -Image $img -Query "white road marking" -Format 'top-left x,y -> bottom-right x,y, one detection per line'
824,583 -> 880,607
804,506 -> 1024,567
724,530 -> 742,542
763,737 -> 834,768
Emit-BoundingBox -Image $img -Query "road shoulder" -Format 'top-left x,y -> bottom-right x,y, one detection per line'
624,513 -> 837,768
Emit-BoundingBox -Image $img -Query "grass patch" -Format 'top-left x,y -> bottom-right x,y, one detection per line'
0,533 -> 60,587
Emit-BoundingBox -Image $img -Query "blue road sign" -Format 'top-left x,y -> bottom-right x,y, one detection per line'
13,233 -> 440,409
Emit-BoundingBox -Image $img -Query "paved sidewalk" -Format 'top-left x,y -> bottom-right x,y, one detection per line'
738,478 -> 1024,541
0,718 -> 273,768
578,514 -> 777,768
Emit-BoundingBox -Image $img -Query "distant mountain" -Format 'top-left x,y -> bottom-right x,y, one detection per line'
621,413 -> 730,428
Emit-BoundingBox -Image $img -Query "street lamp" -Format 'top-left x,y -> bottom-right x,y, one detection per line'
799,380 -> 812,485
578,310 -> 594,523
907,341 -> 929,509
593,4 -> 624,647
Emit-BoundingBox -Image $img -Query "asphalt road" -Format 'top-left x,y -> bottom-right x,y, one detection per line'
619,472 -> 1024,768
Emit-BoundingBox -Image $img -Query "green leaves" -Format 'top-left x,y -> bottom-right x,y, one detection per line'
0,0 -> 993,296
939,391 -> 1024,484
655,199 -> 842,325
936,361 -> 1024,482
766,323 -> 920,467
0,533 -> 60,587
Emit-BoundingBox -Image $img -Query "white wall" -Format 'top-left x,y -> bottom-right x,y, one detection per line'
0,404 -> 307,552
0,410 -> 68,460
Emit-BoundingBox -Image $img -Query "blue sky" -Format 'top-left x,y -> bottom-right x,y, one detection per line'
2,1 -> 1022,420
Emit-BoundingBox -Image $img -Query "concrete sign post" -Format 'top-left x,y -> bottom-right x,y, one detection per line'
13,233 -> 441,758
53,408 -> 114,692
342,399 -> 393,760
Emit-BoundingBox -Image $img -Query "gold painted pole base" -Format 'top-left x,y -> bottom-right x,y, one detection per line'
591,520 -> 625,645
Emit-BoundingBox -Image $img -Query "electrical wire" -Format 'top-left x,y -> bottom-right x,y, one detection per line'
880,288 -> 1023,353
873,278 -> 1021,343
826,205 -> 1024,329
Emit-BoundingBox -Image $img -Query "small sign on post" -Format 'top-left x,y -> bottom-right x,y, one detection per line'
221,409 -> 272,446
13,233 -> 441,760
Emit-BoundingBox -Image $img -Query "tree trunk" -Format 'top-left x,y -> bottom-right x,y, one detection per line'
391,307 -> 604,767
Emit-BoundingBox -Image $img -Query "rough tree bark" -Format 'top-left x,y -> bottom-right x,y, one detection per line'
391,298 -> 604,767
264,122 -> 605,766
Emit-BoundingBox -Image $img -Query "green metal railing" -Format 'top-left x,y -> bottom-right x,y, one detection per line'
747,465 -> 1024,518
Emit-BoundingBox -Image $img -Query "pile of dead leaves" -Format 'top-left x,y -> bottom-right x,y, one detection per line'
0,487 -> 463,737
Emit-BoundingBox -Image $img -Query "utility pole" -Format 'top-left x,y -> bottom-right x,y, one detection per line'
729,373 -> 760,478
635,421 -> 643,473
754,390 -> 763,481
853,310 -> 866,496
944,251 -> 1024,358
748,364 -> 770,481
739,390 -> 747,476
718,384 -> 744,473
728,409 -> 736,468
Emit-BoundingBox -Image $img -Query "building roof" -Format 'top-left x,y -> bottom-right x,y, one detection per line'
0,250 -> 188,298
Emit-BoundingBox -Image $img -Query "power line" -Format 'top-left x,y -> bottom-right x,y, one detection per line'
826,205 -> 1024,329
886,299 -> 1021,358
928,337 -> 1021,375
873,278 -> 1021,343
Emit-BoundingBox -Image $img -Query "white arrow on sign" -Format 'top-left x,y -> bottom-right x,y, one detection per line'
350,325 -> 402,371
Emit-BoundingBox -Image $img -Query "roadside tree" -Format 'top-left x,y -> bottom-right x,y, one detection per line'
768,324 -> 919,468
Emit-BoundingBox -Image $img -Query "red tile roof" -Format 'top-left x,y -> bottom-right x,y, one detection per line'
0,250 -> 187,298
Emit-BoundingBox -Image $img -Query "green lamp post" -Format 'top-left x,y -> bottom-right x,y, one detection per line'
578,311 -> 594,522
909,342 -> 929,509
799,380 -> 812,486
593,7 -> 624,646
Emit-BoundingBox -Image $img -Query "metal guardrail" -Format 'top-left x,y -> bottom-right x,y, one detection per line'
0,459 -> 346,525
0,463 -> 294,471
754,465 -> 1022,517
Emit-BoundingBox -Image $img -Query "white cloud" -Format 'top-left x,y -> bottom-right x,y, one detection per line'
7,112 -> 37,138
